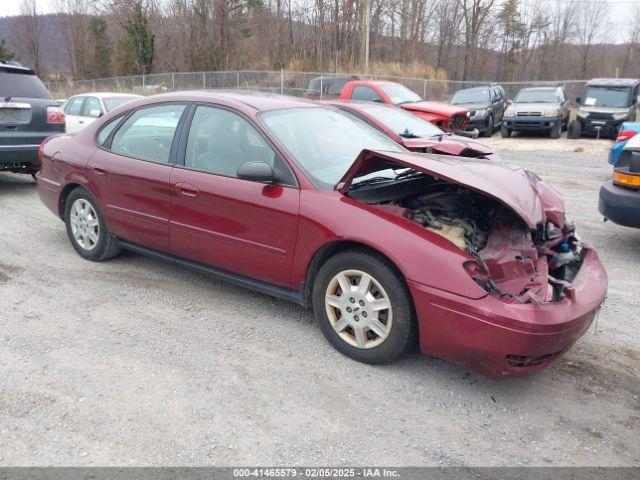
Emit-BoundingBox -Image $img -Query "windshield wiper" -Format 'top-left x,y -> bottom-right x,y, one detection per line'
429,132 -> 453,140
347,176 -> 394,190
399,128 -> 420,138
396,100 -> 417,106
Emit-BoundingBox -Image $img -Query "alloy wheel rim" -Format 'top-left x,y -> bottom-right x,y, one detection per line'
70,199 -> 100,251
325,269 -> 393,349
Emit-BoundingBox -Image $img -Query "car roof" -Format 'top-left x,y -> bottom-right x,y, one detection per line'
455,86 -> 493,92
72,92 -> 143,98
586,78 -> 639,87
141,90 -> 323,112
0,62 -> 36,75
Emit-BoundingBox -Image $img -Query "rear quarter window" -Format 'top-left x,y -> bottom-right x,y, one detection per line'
0,70 -> 51,99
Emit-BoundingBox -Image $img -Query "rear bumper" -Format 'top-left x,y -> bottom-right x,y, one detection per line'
598,180 -> 640,228
503,116 -> 560,131
409,248 -> 607,379
0,144 -> 40,171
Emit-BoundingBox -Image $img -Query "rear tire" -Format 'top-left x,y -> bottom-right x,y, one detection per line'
484,115 -> 494,137
501,125 -> 511,138
64,187 -> 121,262
312,249 -> 417,364
568,120 -> 582,139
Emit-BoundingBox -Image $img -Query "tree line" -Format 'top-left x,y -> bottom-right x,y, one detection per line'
2,0 -> 640,82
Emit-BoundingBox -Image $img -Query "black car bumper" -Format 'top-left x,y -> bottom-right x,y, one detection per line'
0,144 -> 40,172
598,181 -> 640,229
503,116 -> 560,131
579,116 -> 625,137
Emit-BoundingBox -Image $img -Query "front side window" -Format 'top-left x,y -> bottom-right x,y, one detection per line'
184,105 -> 283,179
261,107 -> 404,190
82,97 -> 102,117
110,103 -> 186,163
351,86 -> 382,102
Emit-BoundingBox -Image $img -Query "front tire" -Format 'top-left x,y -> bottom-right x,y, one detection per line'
483,115 -> 494,137
312,249 -> 417,364
64,187 -> 121,261
501,125 -> 511,138
550,122 -> 561,139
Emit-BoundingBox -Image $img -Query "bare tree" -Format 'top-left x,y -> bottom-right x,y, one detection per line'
10,0 -> 44,76
574,0 -> 609,78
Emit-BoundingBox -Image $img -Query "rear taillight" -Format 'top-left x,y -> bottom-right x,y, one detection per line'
616,129 -> 637,143
46,106 -> 65,124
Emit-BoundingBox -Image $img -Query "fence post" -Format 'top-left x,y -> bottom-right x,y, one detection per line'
280,69 -> 284,95
93,79 -> 96,91
116,77 -> 119,92
142,74 -> 145,94
172,73 -> 175,91
236,71 -> 240,88
320,75 -> 323,98
423,79 -> 427,99
203,72 -> 206,89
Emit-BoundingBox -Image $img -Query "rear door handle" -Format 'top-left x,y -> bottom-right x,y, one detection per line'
175,182 -> 200,198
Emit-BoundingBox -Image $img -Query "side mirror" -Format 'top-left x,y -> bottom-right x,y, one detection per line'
576,97 -> 581,104
89,109 -> 103,118
237,161 -> 275,183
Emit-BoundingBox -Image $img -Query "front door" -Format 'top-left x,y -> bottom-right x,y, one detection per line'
169,104 -> 300,288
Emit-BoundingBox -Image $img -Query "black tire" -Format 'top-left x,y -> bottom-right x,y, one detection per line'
568,120 -> 582,139
483,115 -> 494,137
64,187 -> 121,261
501,125 -> 511,138
312,248 -> 417,364
550,122 -> 561,139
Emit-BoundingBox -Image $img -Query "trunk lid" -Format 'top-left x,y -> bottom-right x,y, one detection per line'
336,150 -> 552,229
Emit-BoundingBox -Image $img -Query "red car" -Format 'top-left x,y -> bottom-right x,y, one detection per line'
36,91 -> 607,378
339,80 -> 473,134
324,100 -> 497,159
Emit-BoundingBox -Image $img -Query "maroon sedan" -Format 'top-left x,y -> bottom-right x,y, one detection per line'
36,91 -> 607,378
324,100 -> 497,159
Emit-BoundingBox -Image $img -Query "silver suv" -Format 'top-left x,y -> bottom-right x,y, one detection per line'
501,86 -> 570,139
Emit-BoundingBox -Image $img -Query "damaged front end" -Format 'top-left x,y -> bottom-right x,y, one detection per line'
338,150 -> 588,305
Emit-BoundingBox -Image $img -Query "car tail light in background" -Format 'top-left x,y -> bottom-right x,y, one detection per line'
615,129 -> 637,144
46,106 -> 65,124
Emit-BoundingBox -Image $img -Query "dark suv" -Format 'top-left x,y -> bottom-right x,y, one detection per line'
450,85 -> 507,137
0,62 -> 65,175
569,78 -> 640,139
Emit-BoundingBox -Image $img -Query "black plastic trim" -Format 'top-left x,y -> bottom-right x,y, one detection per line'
118,240 -> 308,306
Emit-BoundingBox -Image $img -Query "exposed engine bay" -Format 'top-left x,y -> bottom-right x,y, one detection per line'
347,172 -> 585,304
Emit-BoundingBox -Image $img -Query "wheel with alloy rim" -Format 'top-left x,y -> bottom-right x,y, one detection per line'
64,187 -> 121,261
313,249 -> 416,364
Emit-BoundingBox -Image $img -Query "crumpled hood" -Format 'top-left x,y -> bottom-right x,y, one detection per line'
401,101 -> 470,117
336,150 -> 565,229
401,135 -> 494,157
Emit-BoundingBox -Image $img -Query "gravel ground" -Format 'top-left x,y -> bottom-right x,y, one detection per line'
0,136 -> 638,467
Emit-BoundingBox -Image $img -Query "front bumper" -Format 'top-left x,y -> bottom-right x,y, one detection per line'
598,180 -> 640,228
0,144 -> 40,172
467,116 -> 489,132
503,115 -> 560,131
409,248 -> 607,378
579,116 -> 625,138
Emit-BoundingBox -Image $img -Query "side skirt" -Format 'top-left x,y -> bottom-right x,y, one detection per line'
118,240 -> 308,306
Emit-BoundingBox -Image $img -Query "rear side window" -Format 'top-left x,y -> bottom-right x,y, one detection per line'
65,97 -> 84,115
110,103 -> 186,163
0,70 -> 51,99
351,86 -> 382,102
97,116 -> 123,146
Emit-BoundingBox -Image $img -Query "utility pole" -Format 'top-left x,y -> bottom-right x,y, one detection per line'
360,0 -> 370,72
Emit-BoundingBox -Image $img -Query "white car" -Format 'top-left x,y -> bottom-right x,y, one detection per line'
62,93 -> 142,133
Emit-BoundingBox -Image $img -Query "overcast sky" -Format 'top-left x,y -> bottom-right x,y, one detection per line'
0,0 -> 638,43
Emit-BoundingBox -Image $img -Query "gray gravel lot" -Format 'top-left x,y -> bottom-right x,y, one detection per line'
0,137 -> 639,466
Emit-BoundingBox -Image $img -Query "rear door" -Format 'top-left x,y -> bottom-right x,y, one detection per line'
88,102 -> 189,252
63,96 -> 85,133
169,104 -> 300,287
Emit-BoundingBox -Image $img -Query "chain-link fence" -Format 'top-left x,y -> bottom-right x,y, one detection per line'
44,70 -> 588,103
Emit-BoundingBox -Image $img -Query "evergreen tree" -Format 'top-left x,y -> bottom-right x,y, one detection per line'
122,3 -> 154,75
0,38 -> 15,63
87,17 -> 112,78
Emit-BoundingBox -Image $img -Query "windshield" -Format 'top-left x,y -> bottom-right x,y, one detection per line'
514,89 -> 558,104
0,70 -> 51,99
104,96 -> 141,112
451,88 -> 490,105
379,84 -> 422,105
261,107 -> 404,190
351,103 -> 444,138
582,86 -> 631,108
